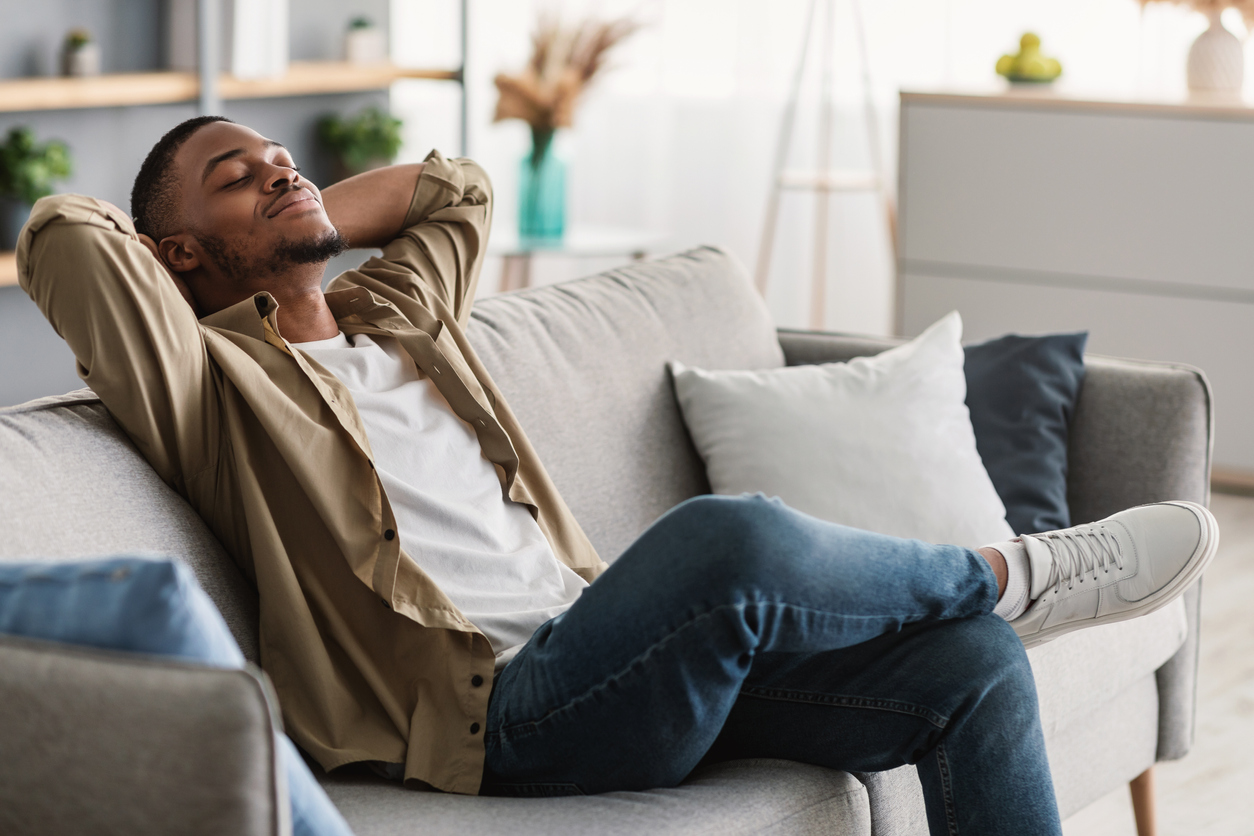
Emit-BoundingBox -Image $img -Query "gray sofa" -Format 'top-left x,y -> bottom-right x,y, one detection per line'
0,247 -> 1211,835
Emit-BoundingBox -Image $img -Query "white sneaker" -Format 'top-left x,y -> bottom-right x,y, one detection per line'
1010,501 -> 1219,648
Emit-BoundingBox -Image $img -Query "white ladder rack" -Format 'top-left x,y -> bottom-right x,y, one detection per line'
754,0 -> 896,330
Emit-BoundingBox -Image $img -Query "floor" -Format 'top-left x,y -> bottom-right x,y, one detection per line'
1062,492 -> 1254,836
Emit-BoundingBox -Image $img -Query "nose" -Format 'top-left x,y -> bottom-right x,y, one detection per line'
264,162 -> 300,192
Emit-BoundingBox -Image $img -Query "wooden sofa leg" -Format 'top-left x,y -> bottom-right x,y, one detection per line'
1129,767 -> 1158,836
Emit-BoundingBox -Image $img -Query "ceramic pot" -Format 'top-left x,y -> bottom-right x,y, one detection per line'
1187,11 -> 1243,94
62,42 -> 101,77
346,27 -> 387,65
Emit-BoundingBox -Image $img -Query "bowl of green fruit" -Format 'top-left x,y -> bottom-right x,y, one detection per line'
996,33 -> 1062,84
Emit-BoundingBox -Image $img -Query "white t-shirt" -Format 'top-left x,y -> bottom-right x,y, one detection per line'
294,331 -> 586,668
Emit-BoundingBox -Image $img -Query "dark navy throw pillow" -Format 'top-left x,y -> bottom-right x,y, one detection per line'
964,332 -> 1087,535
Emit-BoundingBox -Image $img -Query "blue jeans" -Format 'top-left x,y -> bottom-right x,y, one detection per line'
484,494 -> 1062,836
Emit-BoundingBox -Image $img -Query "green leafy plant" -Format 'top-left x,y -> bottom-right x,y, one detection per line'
0,127 -> 72,205
318,108 -> 402,177
349,16 -> 374,30
65,28 -> 93,50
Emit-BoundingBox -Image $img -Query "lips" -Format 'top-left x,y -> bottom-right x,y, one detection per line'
266,189 -> 318,219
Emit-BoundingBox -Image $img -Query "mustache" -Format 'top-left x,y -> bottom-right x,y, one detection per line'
265,184 -> 312,218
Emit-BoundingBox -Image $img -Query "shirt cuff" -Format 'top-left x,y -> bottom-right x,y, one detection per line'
402,149 -> 467,229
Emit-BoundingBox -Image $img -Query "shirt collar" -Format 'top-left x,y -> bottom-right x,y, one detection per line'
200,292 -> 275,343
199,289 -> 443,344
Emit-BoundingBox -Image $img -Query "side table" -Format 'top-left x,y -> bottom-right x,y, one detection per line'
490,226 -> 667,292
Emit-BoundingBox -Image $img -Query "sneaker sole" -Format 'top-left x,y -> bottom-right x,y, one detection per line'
1018,500 -> 1220,649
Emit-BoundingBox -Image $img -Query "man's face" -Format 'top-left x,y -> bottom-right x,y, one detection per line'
166,121 -> 344,308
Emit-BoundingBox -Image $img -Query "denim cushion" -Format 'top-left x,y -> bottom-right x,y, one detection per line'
964,332 -> 1088,535
0,556 -> 244,666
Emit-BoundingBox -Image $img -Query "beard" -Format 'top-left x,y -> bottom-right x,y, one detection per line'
197,227 -> 349,284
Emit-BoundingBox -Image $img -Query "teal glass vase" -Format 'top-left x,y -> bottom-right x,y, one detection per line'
518,129 -> 565,241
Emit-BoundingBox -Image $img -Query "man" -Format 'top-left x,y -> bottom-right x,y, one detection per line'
19,116 -> 1218,834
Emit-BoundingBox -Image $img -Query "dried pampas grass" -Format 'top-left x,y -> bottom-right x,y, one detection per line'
494,13 -> 641,151
1137,0 -> 1254,25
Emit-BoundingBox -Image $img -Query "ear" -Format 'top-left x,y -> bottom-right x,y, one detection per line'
139,233 -> 202,316
157,234 -> 202,274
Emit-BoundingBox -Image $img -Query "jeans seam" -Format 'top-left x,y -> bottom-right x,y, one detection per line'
736,686 -> 950,729
936,744 -> 959,836
496,599 -> 933,736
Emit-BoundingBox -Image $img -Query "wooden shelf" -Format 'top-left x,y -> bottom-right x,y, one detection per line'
0,252 -> 17,288
0,62 -> 460,113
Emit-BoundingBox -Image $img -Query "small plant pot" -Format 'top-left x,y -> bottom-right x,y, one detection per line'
63,43 -> 102,78
0,197 -> 32,251
345,27 -> 387,65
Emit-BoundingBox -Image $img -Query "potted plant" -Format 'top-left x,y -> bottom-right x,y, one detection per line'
62,28 -> 102,77
492,14 -> 639,241
345,16 -> 387,65
317,107 -> 403,181
0,127 -> 72,251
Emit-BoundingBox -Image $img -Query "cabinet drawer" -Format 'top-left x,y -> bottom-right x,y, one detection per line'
900,101 -> 1254,295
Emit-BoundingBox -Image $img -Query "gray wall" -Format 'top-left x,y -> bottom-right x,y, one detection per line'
0,0 -> 165,78
0,0 -> 392,407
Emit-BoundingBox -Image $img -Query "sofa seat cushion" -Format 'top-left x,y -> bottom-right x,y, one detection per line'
1028,595 -> 1187,736
319,758 -> 869,836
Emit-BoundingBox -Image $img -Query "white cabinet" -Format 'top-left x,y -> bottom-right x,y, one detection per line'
898,89 -> 1254,476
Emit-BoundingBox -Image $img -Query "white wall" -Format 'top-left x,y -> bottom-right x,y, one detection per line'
391,0 -> 1229,335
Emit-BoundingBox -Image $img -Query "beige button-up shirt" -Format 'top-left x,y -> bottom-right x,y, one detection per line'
18,151 -> 607,795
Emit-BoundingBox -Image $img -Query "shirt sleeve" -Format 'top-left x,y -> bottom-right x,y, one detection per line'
360,150 -> 493,327
17,194 -> 219,491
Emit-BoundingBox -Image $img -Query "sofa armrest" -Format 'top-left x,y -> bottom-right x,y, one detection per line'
777,328 -> 899,366
0,635 -> 289,836
1066,354 -> 1212,762
777,329 -> 1213,762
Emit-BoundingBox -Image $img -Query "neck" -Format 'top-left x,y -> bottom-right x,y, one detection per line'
270,269 -> 340,343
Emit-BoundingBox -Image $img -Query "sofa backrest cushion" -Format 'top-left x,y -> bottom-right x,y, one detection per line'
468,246 -> 784,560
0,247 -> 779,657
0,393 -> 261,662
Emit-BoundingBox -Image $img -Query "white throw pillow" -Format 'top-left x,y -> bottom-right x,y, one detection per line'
670,311 -> 1014,547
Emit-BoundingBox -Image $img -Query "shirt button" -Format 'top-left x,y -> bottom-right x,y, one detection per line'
384,529 -> 395,541
381,599 -> 390,608
471,675 -> 484,688
469,723 -> 481,735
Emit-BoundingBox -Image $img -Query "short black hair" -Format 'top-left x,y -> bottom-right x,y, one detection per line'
131,115 -> 234,239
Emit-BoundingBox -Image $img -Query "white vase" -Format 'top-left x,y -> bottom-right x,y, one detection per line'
1187,11 -> 1244,93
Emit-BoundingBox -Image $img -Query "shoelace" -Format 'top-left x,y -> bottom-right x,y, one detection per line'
1031,525 -> 1125,595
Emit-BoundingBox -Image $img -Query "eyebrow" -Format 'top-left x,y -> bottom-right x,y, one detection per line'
201,139 -> 287,184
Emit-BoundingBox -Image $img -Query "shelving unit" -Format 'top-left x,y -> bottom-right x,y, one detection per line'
0,62 -> 460,113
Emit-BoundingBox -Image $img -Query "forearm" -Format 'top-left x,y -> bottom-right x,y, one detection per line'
320,163 -> 425,249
